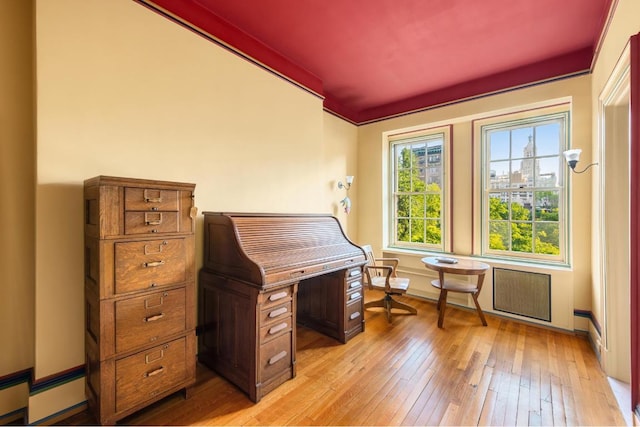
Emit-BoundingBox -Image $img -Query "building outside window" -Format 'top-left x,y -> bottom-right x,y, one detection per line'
482,111 -> 568,262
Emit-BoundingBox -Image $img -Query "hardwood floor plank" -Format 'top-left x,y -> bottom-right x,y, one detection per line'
58,290 -> 626,426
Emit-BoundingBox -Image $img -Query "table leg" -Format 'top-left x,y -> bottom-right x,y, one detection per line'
438,289 -> 447,328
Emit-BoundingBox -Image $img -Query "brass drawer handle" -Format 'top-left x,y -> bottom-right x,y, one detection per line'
350,311 -> 361,320
144,313 -> 165,322
268,351 -> 287,365
144,366 -> 164,378
144,241 -> 167,255
268,307 -> 288,318
143,260 -> 165,268
350,281 -> 361,289
268,291 -> 288,302
145,212 -> 163,225
144,189 -> 162,203
145,348 -> 165,363
144,293 -> 167,308
350,292 -> 361,300
269,322 -> 288,335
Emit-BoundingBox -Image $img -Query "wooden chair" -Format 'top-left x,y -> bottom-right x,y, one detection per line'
361,245 -> 417,323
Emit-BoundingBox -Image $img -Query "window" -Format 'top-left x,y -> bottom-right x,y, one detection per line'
482,112 -> 568,261
390,129 -> 448,251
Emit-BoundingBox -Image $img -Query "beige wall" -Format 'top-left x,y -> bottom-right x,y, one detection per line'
0,0 -> 35,418
23,0 -> 358,422
356,75 -> 593,332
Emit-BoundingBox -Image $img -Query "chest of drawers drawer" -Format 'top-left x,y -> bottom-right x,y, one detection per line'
115,288 -> 186,354
115,238 -> 187,294
125,212 -> 179,235
115,337 -> 187,413
124,187 -> 179,212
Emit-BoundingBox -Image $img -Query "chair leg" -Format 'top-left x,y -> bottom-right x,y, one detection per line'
437,289 -> 448,328
364,298 -> 386,310
472,293 -> 488,326
384,295 -> 392,323
388,298 -> 417,315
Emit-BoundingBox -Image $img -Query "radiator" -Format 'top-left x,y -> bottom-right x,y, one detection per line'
493,268 -> 551,322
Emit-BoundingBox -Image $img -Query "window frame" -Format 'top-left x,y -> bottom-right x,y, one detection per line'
388,125 -> 452,253
480,110 -> 569,263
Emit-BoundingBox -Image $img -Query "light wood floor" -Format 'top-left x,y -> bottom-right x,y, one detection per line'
62,290 -> 627,426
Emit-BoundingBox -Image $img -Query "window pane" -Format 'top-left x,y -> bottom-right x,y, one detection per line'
535,157 -> 560,188
396,195 -> 410,217
396,146 -> 410,169
489,221 -> 509,250
489,193 -> 509,220
511,222 -> 533,253
535,123 -> 560,156
512,127 -> 533,157
426,219 -> 441,244
534,190 -> 559,221
397,169 -> 411,192
489,130 -> 510,161
490,161 -> 510,188
535,222 -> 560,255
426,193 -> 441,218
410,219 -> 424,243
412,168 -> 426,191
410,194 -> 426,217
397,218 -> 409,242
511,192 -> 532,220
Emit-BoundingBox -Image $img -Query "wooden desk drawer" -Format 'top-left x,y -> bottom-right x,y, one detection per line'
346,267 -> 362,280
115,238 -> 186,294
259,316 -> 292,344
124,187 -> 179,212
346,289 -> 362,303
346,278 -> 362,293
259,302 -> 292,325
261,287 -> 293,307
259,332 -> 292,382
115,337 -> 187,413
346,300 -> 363,331
125,212 -> 179,235
115,288 -> 186,353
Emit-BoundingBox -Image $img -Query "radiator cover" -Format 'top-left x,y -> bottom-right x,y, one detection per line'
493,268 -> 551,322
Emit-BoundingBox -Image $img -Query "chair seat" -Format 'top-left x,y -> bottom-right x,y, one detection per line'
431,279 -> 478,293
370,276 -> 410,292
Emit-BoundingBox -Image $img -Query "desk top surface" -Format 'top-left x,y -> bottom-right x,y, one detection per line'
421,256 -> 490,275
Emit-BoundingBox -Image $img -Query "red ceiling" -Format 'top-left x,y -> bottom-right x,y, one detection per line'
141,0 -> 613,124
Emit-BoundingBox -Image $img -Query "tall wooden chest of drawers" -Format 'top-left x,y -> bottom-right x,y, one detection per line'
84,176 -> 196,425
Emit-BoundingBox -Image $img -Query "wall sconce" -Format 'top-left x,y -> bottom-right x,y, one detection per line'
337,176 -> 354,214
563,149 -> 598,174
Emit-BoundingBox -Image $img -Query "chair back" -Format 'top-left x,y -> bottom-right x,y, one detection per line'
360,245 -> 379,287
